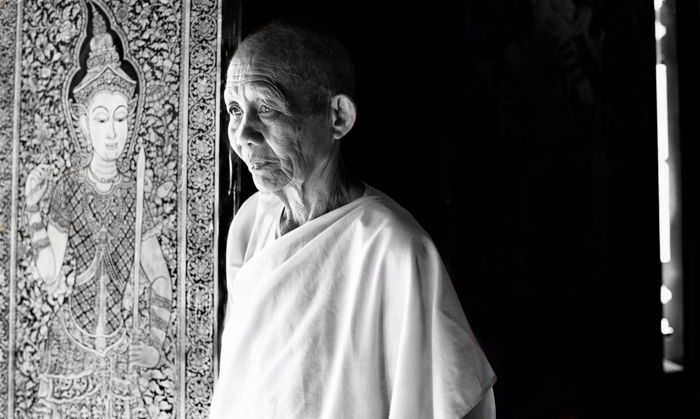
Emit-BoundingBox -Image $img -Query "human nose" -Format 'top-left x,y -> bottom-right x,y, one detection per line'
106,118 -> 117,139
233,113 -> 264,148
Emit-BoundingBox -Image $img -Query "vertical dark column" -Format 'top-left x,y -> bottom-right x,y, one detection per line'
603,2 -> 662,417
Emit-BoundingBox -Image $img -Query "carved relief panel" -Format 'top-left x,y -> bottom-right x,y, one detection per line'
0,0 -> 227,417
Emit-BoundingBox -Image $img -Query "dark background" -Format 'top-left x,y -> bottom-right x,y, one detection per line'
218,1 -> 700,418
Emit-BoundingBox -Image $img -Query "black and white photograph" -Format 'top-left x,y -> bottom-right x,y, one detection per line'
0,1 -> 697,418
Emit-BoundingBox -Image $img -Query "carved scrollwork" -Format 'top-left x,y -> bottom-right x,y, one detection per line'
0,1 -> 16,418
185,0 -> 219,413
3,0 -> 223,417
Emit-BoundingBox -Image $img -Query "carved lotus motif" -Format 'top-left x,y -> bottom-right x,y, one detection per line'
192,15 -> 216,41
188,164 -> 213,191
187,224 -> 212,252
187,345 -> 211,372
189,134 -> 213,159
191,75 -> 213,99
189,104 -> 214,131
187,256 -> 213,282
190,44 -> 214,69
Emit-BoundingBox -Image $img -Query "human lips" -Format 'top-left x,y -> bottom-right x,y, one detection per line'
248,159 -> 275,171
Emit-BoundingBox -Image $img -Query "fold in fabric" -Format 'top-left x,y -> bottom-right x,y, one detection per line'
210,186 -> 496,419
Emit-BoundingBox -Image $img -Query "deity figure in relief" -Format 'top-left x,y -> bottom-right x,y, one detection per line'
23,4 -> 172,418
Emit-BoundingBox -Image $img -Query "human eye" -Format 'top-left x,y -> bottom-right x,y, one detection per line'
114,110 -> 128,122
227,104 -> 243,126
259,101 -> 283,118
228,104 -> 243,117
93,112 -> 108,123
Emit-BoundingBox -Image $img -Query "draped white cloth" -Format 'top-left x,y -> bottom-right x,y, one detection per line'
210,186 -> 496,419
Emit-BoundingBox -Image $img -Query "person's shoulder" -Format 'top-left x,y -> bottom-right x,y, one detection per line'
228,191 -> 275,238
355,185 -> 433,249
229,192 -> 261,231
58,167 -> 82,182
237,191 -> 262,217
226,193 -> 261,260
52,168 -> 86,194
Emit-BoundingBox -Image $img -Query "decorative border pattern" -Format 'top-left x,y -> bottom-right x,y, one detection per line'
184,0 -> 220,417
0,2 -> 18,419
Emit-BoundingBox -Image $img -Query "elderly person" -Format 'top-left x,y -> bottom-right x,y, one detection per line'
210,22 -> 496,419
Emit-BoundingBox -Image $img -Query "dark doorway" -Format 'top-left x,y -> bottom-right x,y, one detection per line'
226,1 -> 663,417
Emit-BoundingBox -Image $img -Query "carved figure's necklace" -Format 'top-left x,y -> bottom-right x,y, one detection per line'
88,166 -> 120,184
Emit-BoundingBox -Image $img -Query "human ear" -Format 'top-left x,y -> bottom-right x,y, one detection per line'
70,103 -> 89,139
329,94 -> 356,140
78,112 -> 89,140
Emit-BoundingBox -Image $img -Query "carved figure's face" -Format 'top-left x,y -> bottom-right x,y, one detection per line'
80,90 -> 129,162
224,53 -> 332,194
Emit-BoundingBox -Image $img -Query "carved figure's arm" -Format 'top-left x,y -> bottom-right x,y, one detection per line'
24,164 -> 69,291
140,234 -> 172,349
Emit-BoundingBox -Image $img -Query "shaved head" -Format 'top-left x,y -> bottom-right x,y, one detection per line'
228,21 -> 356,114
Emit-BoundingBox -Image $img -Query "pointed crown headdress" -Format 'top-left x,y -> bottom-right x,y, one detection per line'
72,6 -> 136,105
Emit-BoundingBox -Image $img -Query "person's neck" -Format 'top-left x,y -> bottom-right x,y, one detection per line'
89,155 -> 118,182
274,157 -> 363,236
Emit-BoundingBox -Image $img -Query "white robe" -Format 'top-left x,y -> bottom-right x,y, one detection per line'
210,186 -> 496,419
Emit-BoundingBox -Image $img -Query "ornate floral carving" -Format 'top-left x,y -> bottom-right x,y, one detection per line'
185,0 -> 219,413
190,74 -> 214,100
189,104 -> 215,132
4,0 -> 223,417
0,1 -> 16,418
189,134 -> 214,160
187,224 -> 213,254
0,79 -> 12,99
187,256 -> 213,283
187,313 -> 213,342
186,378 -> 213,406
192,0 -> 216,12
188,164 -> 213,191
186,345 -> 212,374
189,407 -> 210,419
188,193 -> 213,223
192,15 -> 217,42
190,44 -> 215,70
0,27 -> 12,49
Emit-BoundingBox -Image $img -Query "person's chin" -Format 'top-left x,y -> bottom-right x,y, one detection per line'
253,181 -> 281,194
252,175 -> 288,193
97,152 -> 120,163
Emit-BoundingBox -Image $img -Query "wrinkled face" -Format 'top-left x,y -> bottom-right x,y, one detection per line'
84,90 -> 129,162
224,53 -> 332,193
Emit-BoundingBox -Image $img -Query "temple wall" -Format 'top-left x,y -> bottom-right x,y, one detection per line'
0,1 -> 230,417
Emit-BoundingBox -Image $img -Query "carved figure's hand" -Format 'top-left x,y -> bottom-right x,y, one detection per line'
25,164 -> 52,207
129,342 -> 160,369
